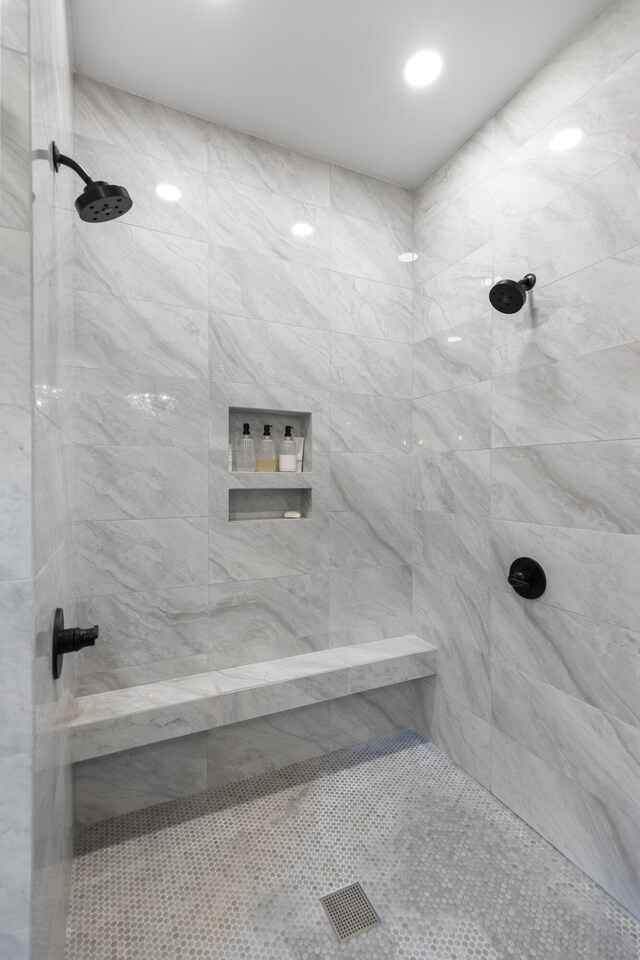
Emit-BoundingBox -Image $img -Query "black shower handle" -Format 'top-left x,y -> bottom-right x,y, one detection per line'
57,623 -> 99,654
508,572 -> 531,588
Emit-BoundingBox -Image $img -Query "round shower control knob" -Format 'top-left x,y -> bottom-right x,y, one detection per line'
507,557 -> 546,599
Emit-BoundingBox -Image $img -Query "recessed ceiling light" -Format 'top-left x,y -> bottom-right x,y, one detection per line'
292,222 -> 314,237
399,251 -> 418,262
403,48 -> 443,88
549,128 -> 583,152
447,335 -> 462,343
156,183 -> 182,202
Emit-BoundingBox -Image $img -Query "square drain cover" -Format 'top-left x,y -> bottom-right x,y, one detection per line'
320,883 -> 381,942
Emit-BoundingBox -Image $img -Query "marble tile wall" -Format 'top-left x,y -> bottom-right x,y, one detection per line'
71,76 -> 414,705
412,0 -> 640,918
0,3 -> 33,955
30,0 -> 77,957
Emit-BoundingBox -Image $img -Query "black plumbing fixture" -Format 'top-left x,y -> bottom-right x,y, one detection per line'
50,141 -> 132,222
507,558 -> 546,599
52,608 -> 99,679
489,273 -> 536,314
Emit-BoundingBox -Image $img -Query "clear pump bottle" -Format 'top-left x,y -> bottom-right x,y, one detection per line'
256,424 -> 277,472
235,423 -> 255,472
278,425 -> 297,472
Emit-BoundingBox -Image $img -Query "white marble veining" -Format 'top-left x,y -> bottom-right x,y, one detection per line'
209,514 -> 330,583
73,134 -> 209,240
491,588 -> 640,728
413,380 -> 491,452
413,449 -> 491,517
330,211 -> 413,288
209,176 -> 330,267
329,564 -> 412,636
492,245 -> 640,376
330,452 -> 412,514
74,369 -> 208,449
209,123 -> 330,206
330,165 -> 413,232
75,445 -> 208,521
75,220 -> 209,308
0,226 -> 30,405
75,290 -> 208,379
210,250 -> 330,329
330,393 -> 411,454
414,511 -> 490,587
329,272 -> 412,342
75,517 -> 208,598
418,681 -> 492,788
0,47 -> 30,229
413,315 -> 492,397
330,331 -> 411,398
491,440 -> 640,533
330,510 -> 412,570
74,75 -> 208,170
0,404 -> 31,581
413,244 -> 493,342
492,660 -> 640,824
413,175 -> 493,284
492,342 -> 640,447
491,730 -> 640,917
1,0 -> 28,51
209,313 -> 330,390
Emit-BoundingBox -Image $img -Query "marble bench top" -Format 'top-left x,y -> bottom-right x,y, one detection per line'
71,634 -> 437,762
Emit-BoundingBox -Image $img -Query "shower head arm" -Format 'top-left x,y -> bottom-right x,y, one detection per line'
50,141 -> 94,185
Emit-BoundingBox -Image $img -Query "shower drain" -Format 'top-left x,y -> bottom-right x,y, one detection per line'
320,883 -> 381,942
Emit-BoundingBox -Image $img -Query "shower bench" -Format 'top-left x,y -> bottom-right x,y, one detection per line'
71,634 -> 437,762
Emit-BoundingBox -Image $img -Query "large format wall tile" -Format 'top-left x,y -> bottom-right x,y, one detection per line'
330,165 -> 412,232
492,660 -> 640,822
414,511 -> 490,587
209,123 -> 330,206
74,75 -> 208,170
208,574 -> 330,664
491,440 -> 640,533
491,588 -> 640,728
413,450 -> 491,517
209,176 -> 329,267
492,245 -> 640,377
209,515 -> 330,583
329,564 -> 412,636
0,405 -> 31,581
0,226 -> 30,405
330,212 -> 413,287
329,273 -> 412,342
209,313 -> 330,390
74,369 -> 208,449
413,381 -> 491,453
415,681 -> 492,788
75,518 -> 208,597
73,135 -> 208,240
0,47 -> 30,230
74,733 -> 208,825
331,393 -> 411,454
210,250 -> 330,330
75,291 -> 208,379
492,342 -> 640,447
330,332 -> 411,398
413,175 -> 493,284
75,220 -> 208,308
330,510 -> 412,570
75,445 -> 208,521
330,453 -> 412,514
491,519 -> 640,631
491,730 -> 640,917
494,150 -> 640,289
413,315 -> 492,397
75,587 -> 209,675
413,244 -> 493,342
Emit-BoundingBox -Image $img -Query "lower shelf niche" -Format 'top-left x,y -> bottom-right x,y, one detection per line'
229,487 -> 312,521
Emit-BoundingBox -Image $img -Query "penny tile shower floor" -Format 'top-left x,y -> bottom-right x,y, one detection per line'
65,731 -> 638,960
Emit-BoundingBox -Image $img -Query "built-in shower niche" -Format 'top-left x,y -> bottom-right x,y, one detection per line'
228,406 -> 313,521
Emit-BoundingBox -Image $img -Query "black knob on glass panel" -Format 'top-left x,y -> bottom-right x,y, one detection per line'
507,557 -> 546,599
52,607 -> 99,679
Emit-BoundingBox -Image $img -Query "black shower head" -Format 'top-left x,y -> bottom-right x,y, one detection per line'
489,273 -> 536,314
74,181 -> 132,222
50,141 -> 132,223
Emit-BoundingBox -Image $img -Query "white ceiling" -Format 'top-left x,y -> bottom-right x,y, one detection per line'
70,0 -> 607,187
